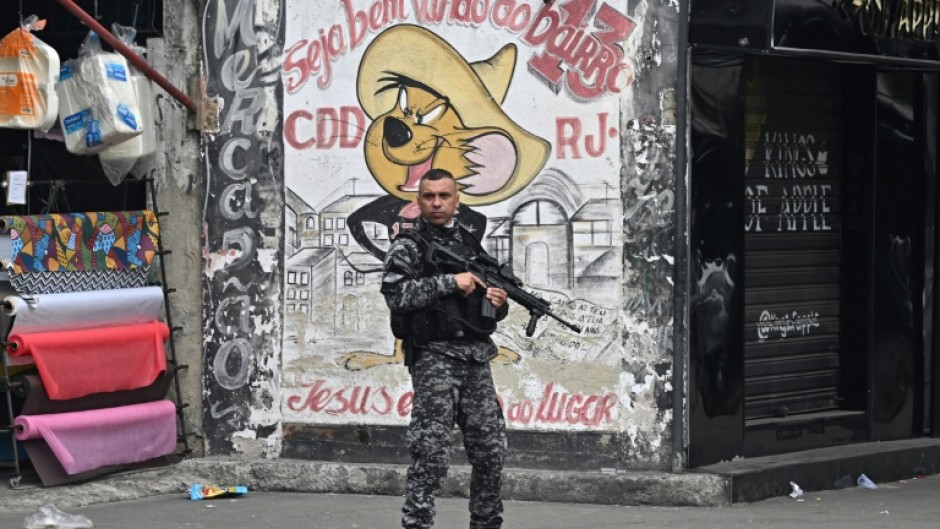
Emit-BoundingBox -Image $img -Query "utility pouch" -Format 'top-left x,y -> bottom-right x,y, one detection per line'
390,311 -> 411,340
433,295 -> 467,339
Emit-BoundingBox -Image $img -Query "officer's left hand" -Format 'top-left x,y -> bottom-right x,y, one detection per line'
486,287 -> 508,309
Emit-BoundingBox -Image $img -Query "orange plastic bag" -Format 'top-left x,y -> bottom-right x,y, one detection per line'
0,17 -> 59,131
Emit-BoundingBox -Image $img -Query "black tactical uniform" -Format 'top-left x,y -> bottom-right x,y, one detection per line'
382,217 -> 508,529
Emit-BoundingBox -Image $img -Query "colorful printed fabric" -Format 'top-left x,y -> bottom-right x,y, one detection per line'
3,211 -> 159,274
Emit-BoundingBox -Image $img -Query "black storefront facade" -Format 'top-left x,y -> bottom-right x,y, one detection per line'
687,0 -> 940,466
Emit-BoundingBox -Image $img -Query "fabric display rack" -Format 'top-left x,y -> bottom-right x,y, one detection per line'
0,179 -> 190,487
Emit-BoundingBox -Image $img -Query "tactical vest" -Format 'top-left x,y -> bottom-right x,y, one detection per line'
390,223 -> 496,346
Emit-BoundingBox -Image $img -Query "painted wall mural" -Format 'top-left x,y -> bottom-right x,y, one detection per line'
282,0 -> 638,432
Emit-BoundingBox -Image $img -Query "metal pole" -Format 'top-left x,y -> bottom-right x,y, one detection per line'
149,178 -> 193,456
53,0 -> 198,113
673,0 -> 691,472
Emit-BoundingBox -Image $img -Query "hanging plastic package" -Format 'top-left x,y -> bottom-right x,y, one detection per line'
129,65 -> 157,176
0,16 -> 60,131
56,32 -> 143,156
98,24 -> 157,185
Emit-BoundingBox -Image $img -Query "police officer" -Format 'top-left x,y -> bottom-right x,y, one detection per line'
382,168 -> 509,529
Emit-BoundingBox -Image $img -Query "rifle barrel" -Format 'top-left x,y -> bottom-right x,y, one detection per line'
548,311 -> 583,333
430,243 -> 583,335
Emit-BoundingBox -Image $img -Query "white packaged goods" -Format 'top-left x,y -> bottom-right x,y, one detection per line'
57,52 -> 143,155
130,72 -> 157,177
0,27 -> 60,131
99,67 -> 157,183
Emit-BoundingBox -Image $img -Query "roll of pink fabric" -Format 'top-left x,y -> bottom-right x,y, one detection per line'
7,321 -> 169,400
14,400 -> 177,475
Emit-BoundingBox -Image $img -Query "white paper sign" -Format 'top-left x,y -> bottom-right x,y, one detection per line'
5,170 -> 26,205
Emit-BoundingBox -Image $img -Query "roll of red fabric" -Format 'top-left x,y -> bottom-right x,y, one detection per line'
8,321 -> 169,400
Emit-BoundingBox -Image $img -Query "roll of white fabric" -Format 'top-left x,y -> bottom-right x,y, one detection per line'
3,286 -> 165,334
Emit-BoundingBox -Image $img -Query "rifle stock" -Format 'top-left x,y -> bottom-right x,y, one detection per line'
428,243 -> 583,337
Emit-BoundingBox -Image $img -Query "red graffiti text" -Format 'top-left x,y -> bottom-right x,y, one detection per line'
523,0 -> 636,99
287,380 -> 413,417
285,106 -> 366,150
286,379 -> 617,428
412,0 -> 490,25
501,382 -> 616,427
283,0 -> 407,92
555,113 -> 617,159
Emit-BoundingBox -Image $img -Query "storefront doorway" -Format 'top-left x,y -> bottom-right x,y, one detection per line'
689,51 -> 940,465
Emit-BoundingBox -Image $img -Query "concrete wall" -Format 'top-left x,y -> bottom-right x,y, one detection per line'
199,0 -> 681,470
619,0 -> 682,468
155,0 -> 207,456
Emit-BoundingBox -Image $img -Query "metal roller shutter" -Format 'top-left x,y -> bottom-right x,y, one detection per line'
743,57 -> 843,420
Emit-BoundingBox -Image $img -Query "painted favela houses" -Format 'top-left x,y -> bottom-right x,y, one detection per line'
203,0 -> 679,470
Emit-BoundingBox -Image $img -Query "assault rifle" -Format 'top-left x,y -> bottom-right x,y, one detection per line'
427,243 -> 583,337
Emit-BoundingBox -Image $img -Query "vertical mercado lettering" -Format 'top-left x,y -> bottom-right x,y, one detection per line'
201,0 -> 285,454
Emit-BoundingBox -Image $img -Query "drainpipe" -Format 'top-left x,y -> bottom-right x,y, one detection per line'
53,0 -> 197,113
672,0 -> 691,472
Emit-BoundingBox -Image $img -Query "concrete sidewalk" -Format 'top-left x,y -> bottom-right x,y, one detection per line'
2,475 -> 940,529
0,457 -> 728,514
2,438 -> 940,517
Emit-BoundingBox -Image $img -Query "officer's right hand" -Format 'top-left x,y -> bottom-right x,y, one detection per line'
454,272 -> 486,297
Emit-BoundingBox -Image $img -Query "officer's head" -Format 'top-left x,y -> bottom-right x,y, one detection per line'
418,169 -> 460,227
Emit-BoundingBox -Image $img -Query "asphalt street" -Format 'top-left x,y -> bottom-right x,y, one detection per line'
4,474 -> 940,529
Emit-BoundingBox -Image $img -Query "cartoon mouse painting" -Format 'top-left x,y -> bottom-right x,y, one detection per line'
348,24 -> 550,258
343,24 -> 550,370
